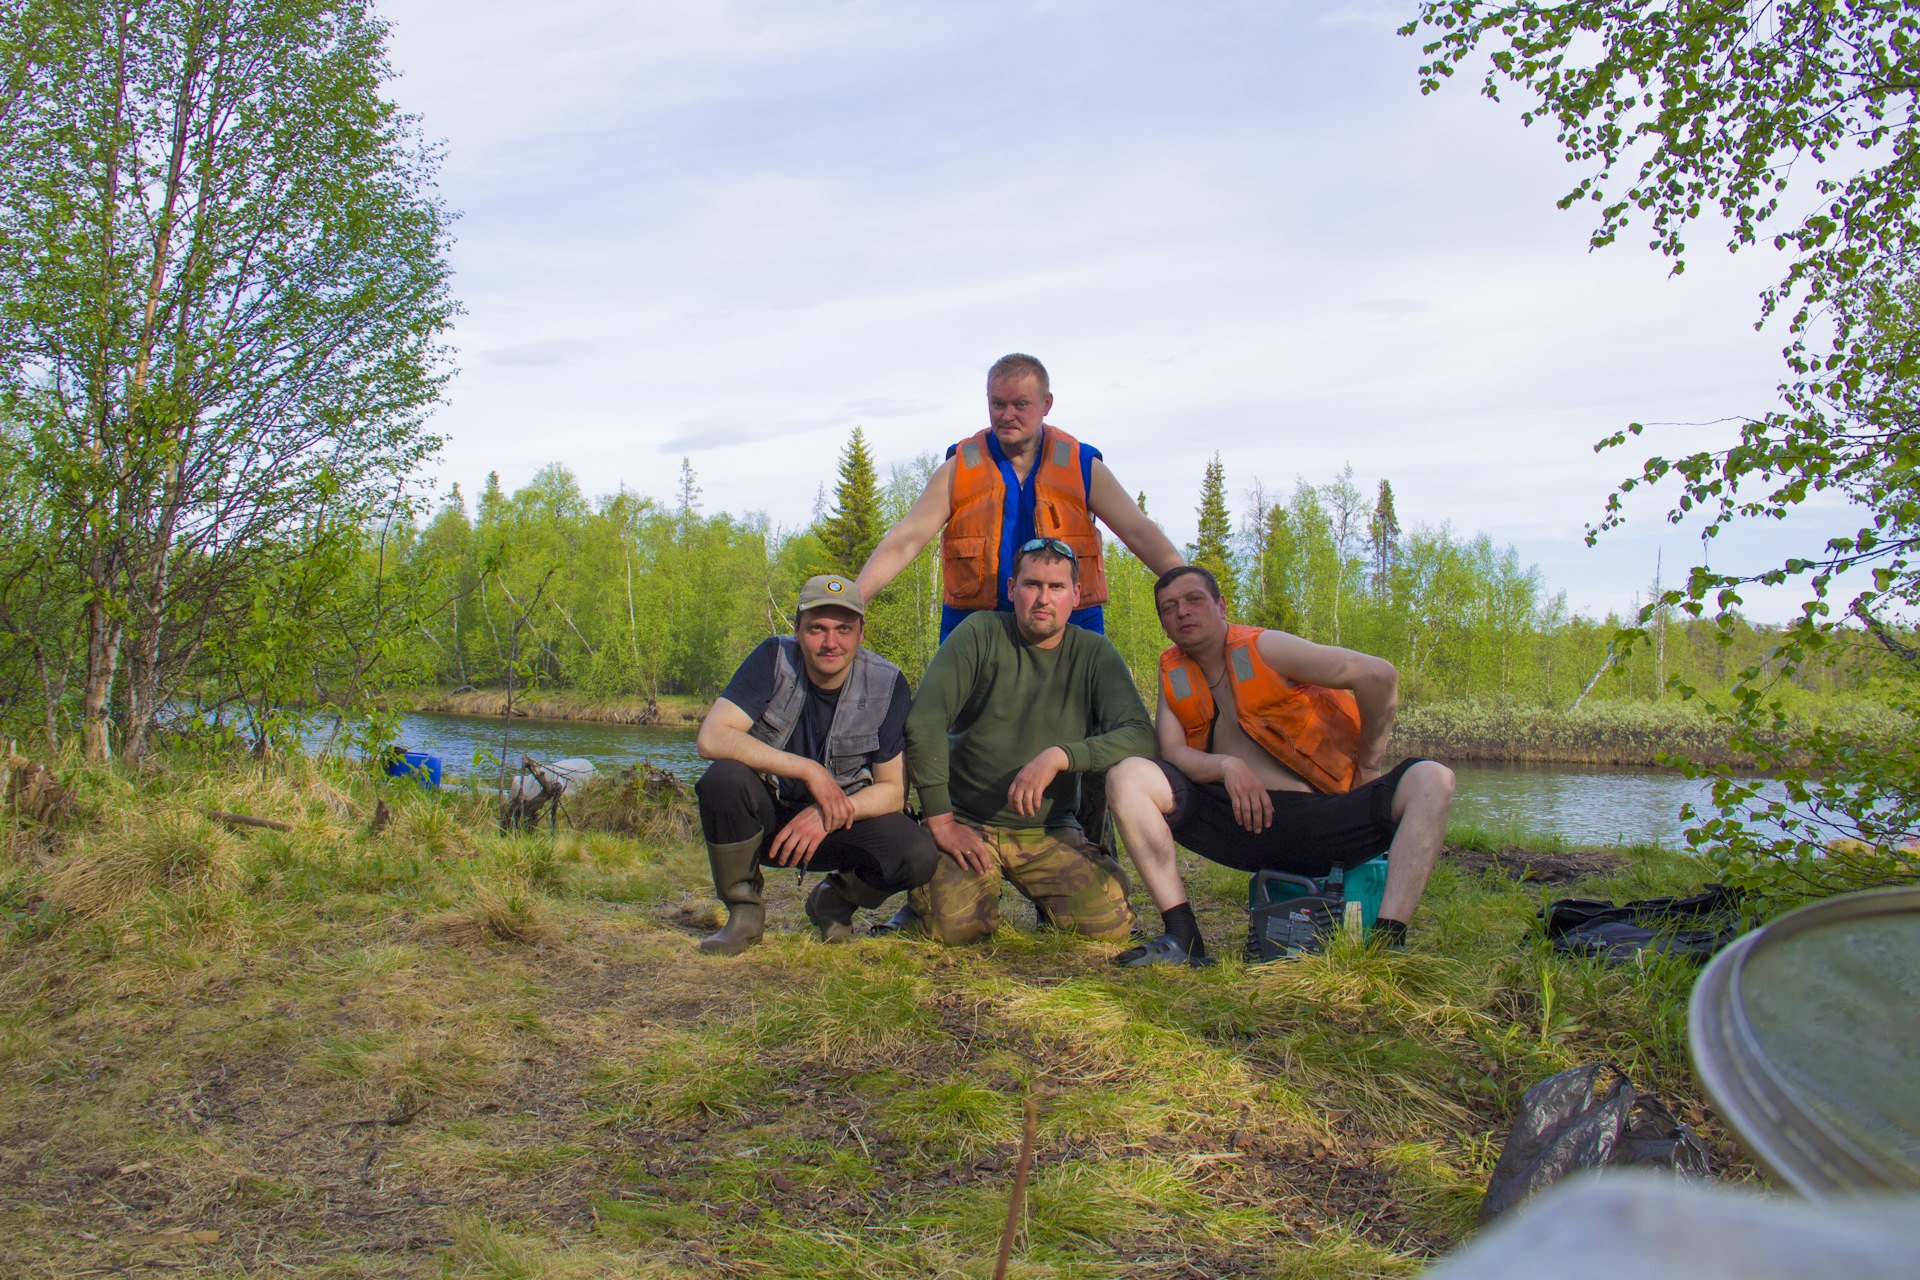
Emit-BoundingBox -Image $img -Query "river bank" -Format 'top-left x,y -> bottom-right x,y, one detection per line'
384,686 -> 1908,768
389,686 -> 710,726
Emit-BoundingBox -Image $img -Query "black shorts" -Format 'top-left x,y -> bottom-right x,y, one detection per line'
1153,757 -> 1425,878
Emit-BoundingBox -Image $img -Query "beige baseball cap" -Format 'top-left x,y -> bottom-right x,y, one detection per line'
796,574 -> 865,617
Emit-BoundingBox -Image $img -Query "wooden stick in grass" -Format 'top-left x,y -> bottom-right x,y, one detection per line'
204,810 -> 293,832
993,1096 -> 1040,1280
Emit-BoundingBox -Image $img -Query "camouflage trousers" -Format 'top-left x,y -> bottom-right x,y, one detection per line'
907,826 -> 1135,946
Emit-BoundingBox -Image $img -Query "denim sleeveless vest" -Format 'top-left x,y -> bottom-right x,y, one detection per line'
748,639 -> 897,794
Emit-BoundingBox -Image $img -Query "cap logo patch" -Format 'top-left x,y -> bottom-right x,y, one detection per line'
828,581 -> 842,592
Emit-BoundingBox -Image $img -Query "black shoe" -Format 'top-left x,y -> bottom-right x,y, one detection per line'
1113,933 -> 1216,969
869,903 -> 923,939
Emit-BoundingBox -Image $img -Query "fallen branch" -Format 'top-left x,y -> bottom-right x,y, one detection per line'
204,810 -> 292,833
325,1103 -> 428,1131
993,1097 -> 1040,1280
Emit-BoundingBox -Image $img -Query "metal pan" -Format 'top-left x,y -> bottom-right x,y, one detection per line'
1689,884 -> 1920,1198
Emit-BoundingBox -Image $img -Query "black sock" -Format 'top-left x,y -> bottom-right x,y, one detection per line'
1370,917 -> 1408,945
1161,902 -> 1204,956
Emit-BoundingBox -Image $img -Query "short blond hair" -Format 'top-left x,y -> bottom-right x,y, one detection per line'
987,353 -> 1049,396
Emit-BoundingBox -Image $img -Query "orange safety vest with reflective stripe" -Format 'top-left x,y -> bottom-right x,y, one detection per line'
942,425 -> 1108,610
1159,625 -> 1362,794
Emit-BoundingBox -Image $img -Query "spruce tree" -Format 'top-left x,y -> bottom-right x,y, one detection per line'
1189,453 -> 1236,615
817,426 -> 882,577
1369,478 -> 1402,596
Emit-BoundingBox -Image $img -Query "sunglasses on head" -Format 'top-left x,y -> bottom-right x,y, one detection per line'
1019,537 -> 1076,560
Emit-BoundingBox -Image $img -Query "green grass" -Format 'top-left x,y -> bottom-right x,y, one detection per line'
0,752 -> 1759,1278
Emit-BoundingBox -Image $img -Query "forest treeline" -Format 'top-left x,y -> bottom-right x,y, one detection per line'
3,424 -> 1899,754
346,435 -> 1899,715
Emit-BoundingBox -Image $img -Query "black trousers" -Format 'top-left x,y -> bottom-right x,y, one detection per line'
694,759 -> 939,892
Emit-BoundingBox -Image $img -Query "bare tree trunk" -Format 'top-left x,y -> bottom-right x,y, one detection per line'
81,596 -> 122,760
32,643 -> 59,750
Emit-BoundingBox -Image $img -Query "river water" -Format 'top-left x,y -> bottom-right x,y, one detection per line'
373,710 -> 1788,848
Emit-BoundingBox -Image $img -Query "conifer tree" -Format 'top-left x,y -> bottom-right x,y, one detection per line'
1369,478 -> 1402,596
677,458 -> 702,517
817,426 -> 881,577
1189,453 -> 1236,615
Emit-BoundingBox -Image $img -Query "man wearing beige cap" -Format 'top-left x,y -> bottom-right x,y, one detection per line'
692,574 -> 937,954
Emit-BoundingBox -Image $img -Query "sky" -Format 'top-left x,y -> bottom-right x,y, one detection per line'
376,0 -> 1861,622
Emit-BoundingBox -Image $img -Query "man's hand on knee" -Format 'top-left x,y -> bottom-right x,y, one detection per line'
1219,757 -> 1274,833
1007,746 -> 1070,820
925,812 -> 994,875
767,805 -> 828,867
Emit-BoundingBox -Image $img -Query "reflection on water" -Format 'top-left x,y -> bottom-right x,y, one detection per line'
382,711 -> 705,783
362,711 -> 1785,848
1443,758 -> 1786,848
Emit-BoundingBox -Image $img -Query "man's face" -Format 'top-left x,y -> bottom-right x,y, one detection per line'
987,374 -> 1052,453
1156,574 -> 1227,652
1010,554 -> 1080,645
795,607 -> 863,682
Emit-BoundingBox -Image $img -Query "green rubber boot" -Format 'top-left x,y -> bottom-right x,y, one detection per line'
805,870 -> 894,944
698,833 -> 765,956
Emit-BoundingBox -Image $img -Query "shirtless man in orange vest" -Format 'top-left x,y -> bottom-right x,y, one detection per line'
1105,564 -> 1458,966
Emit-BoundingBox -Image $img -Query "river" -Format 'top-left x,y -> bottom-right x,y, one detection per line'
374,711 -> 1781,849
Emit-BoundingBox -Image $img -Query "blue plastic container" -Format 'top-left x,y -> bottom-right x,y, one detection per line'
1248,855 -> 1389,930
384,749 -> 442,790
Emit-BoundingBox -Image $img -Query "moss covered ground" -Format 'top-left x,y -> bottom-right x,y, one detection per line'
0,758 -> 1754,1278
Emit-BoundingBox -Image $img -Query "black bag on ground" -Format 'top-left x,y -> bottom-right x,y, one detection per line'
1538,884 -> 1748,965
1479,1062 -> 1712,1225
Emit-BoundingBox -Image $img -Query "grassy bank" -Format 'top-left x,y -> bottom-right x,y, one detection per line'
0,756 -> 1756,1277
394,687 -> 711,726
1390,697 -> 1909,767
389,685 -> 1910,769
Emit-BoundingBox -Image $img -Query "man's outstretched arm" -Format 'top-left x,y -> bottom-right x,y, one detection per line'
854,457 -> 956,600
1254,630 -> 1398,784
1087,458 -> 1183,575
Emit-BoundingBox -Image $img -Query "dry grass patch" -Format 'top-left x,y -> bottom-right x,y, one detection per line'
415,881 -> 558,947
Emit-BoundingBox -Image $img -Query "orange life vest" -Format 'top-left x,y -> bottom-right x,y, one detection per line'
1159,625 -> 1363,794
942,424 -> 1108,610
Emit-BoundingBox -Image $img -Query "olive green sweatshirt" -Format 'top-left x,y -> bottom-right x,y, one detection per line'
905,611 -> 1156,829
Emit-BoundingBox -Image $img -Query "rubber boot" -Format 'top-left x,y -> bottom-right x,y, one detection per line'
805,870 -> 894,944
698,833 -> 765,956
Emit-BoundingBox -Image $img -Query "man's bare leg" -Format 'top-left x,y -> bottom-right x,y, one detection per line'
1107,757 -> 1211,964
1107,756 -> 1184,908
1378,760 -> 1457,927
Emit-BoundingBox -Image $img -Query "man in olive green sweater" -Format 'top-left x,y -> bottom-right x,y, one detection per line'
904,539 -> 1156,945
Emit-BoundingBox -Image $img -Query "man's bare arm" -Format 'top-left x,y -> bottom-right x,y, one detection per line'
1154,687 -> 1225,782
848,752 -> 906,818
854,457 -> 956,600
1154,687 -> 1273,831
1087,458 -> 1184,575
1254,630 -> 1398,775
696,696 -> 854,827
697,697 -> 812,777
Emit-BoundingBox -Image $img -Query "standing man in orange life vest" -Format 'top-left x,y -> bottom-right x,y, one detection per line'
854,353 -> 1185,935
1105,565 -> 1457,967
852,353 -> 1184,642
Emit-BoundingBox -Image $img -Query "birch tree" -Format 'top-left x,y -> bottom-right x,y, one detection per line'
0,0 -> 455,760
